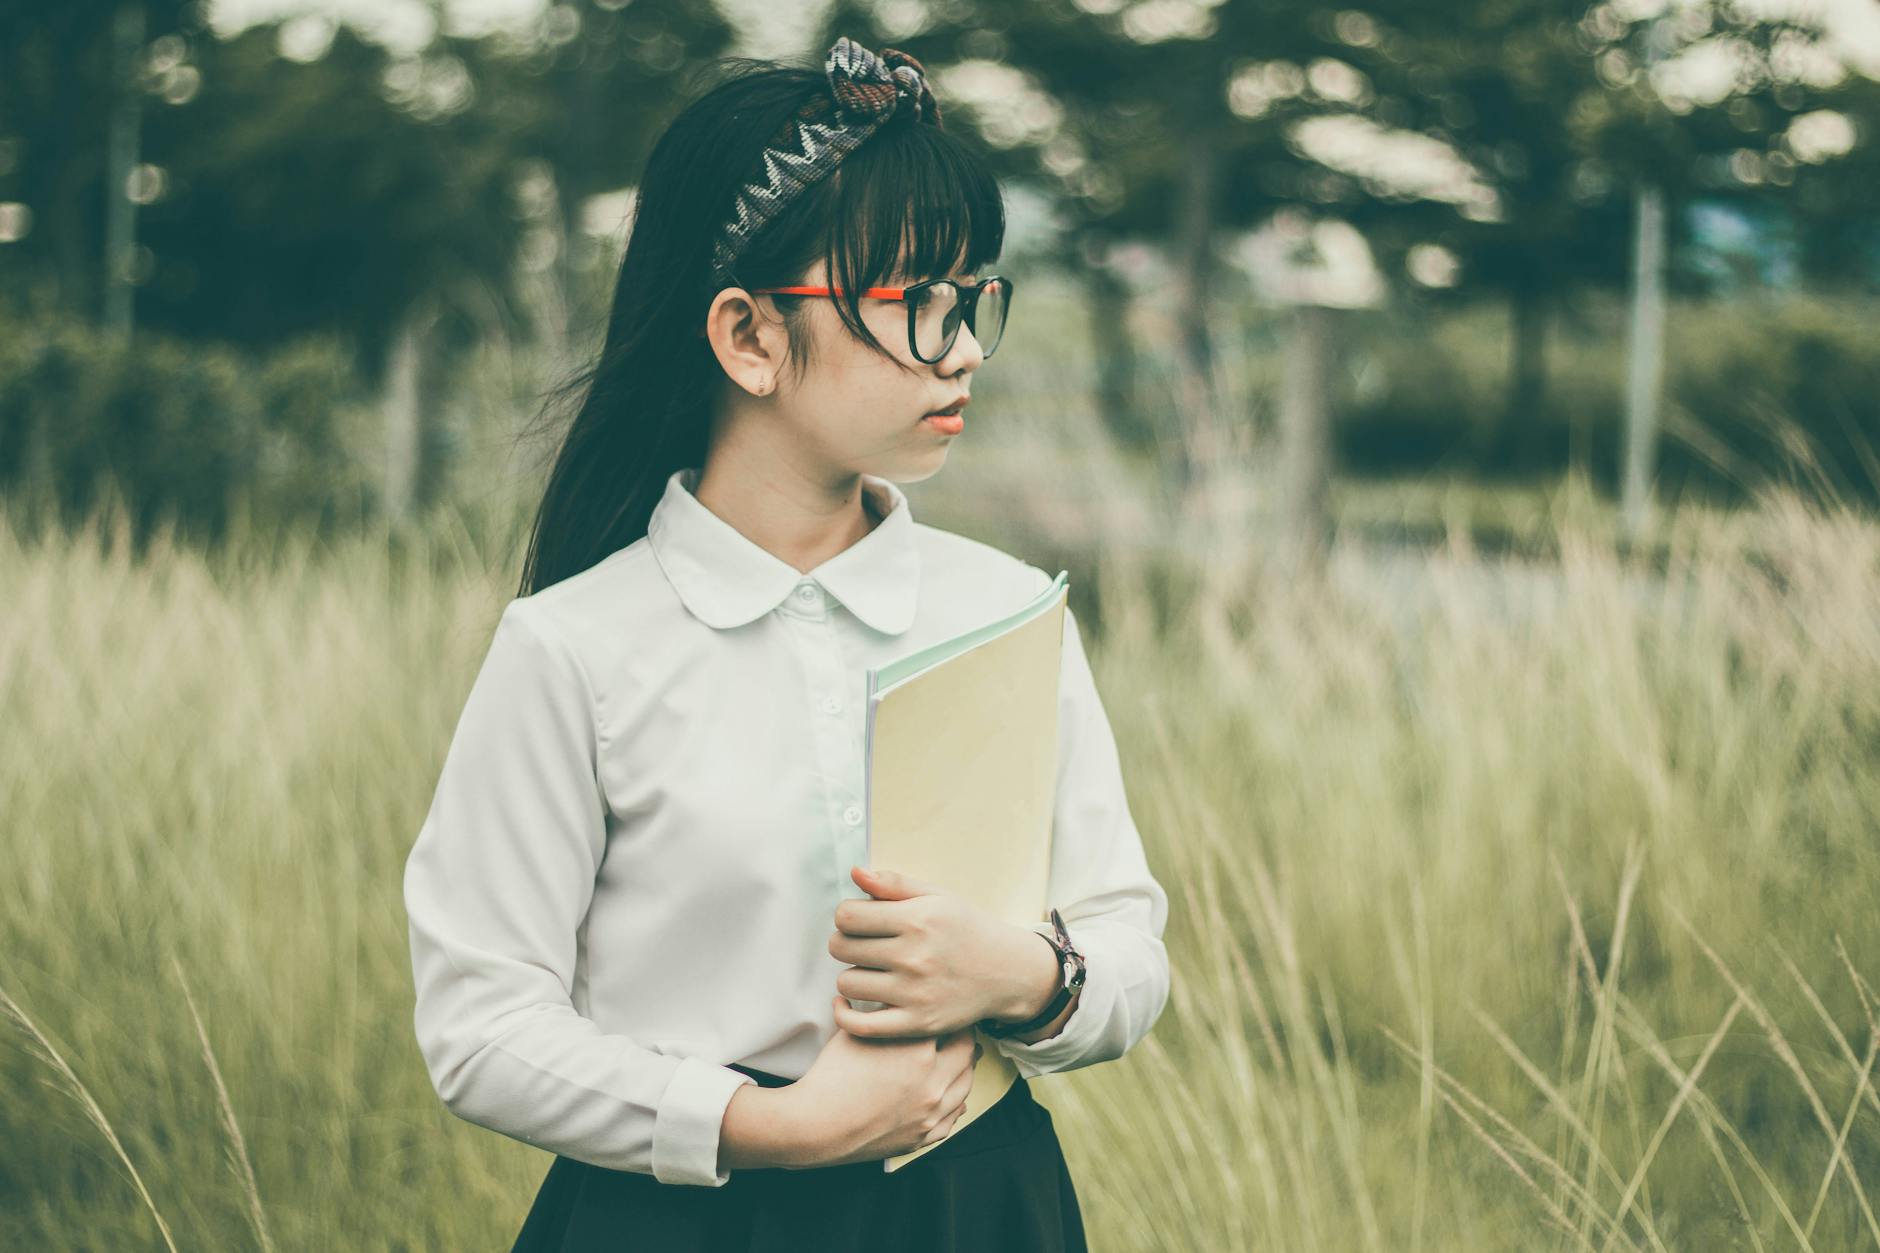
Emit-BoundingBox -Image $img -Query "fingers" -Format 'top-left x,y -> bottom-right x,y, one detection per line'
919,1051 -> 978,1148
832,897 -> 899,937
835,965 -> 895,1004
940,1052 -> 976,1115
923,1107 -> 965,1147
922,1078 -> 973,1147
838,1001 -> 935,1041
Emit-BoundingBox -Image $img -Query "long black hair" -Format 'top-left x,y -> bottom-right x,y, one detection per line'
515,53 -> 1007,598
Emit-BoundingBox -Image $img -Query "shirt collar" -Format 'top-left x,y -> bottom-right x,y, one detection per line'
647,466 -> 921,635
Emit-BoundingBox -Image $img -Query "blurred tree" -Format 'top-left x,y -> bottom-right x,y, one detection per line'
7,0 -> 1873,534
2,1 -> 735,520
140,22 -> 543,517
1347,0 -> 1841,474
478,0 -> 737,351
1766,73 -> 1880,292
132,25 -> 518,371
0,0 -> 196,320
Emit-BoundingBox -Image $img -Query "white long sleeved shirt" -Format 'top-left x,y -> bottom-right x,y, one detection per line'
403,465 -> 1170,1189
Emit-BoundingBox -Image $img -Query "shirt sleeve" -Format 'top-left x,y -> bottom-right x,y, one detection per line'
987,601 -> 1173,1078
403,599 -> 755,1187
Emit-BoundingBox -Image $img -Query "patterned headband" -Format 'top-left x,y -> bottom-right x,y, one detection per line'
709,36 -> 943,286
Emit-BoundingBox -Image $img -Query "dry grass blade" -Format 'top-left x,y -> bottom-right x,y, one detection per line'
1577,845 -> 1645,1244
1782,942 -> 1880,1243
0,982 -> 180,1253
1764,938 -> 1880,1243
1381,1027 -> 1639,1252
1833,938 -> 1880,1031
1380,881 -> 1435,1253
1313,972 -> 1385,1253
1772,941 -> 1880,1122
171,956 -> 276,1253
1670,904 -> 1880,1248
1596,993 -> 1745,1253
1417,1061 -> 1616,1253
1465,1002 -> 1653,1232
1493,863 -> 1675,1253
1804,1020 -> 1878,1242
1611,997 -> 1803,1251
1550,857 -> 1603,1008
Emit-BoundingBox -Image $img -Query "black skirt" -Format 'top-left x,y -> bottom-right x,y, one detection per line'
511,1062 -> 1088,1253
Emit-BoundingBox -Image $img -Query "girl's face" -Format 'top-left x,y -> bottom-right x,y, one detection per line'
710,251 -> 988,486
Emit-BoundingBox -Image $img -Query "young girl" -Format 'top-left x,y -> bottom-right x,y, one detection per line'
402,37 -> 1170,1252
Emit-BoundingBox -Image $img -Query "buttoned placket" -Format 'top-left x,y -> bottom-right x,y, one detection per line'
775,579 -> 870,907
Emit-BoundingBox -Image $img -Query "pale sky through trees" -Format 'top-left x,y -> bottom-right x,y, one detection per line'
199,0 -> 1876,280
207,0 -> 1880,75
208,0 -> 825,59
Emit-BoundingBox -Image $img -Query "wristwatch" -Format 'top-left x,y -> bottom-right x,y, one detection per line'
978,908 -> 1087,1040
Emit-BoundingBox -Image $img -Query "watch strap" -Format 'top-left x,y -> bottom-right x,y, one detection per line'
977,908 -> 1085,1039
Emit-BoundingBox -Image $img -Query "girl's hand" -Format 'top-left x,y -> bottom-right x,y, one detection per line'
777,1007 -> 981,1168
827,865 -> 1051,1039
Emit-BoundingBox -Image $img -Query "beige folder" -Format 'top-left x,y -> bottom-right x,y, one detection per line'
851,570 -> 1070,1172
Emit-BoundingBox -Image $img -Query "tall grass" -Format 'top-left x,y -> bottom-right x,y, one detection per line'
2,452 -> 1876,1246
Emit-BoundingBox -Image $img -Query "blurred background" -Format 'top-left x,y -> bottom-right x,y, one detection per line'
3,0 -> 1876,556
3,1 -> 1879,1250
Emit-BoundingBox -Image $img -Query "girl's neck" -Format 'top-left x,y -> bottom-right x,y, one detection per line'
691,461 -> 885,576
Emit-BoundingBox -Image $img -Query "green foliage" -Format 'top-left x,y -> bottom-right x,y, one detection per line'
1335,294 -> 1880,505
0,313 -> 375,548
1668,296 -> 1880,506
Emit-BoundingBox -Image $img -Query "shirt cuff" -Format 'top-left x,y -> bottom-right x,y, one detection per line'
987,922 -> 1117,1077
650,1056 -> 757,1186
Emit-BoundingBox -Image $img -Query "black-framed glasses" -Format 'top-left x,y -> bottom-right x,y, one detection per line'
749,275 -> 1014,363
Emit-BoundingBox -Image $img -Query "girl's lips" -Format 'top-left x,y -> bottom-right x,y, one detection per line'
923,413 -> 965,434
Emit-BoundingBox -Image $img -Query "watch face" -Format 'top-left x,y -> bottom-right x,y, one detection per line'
1048,910 -> 1086,989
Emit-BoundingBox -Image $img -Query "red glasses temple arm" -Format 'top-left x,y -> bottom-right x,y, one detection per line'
749,278 -> 985,299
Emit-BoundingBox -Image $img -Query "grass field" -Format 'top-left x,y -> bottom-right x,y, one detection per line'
3,455 -> 1878,1248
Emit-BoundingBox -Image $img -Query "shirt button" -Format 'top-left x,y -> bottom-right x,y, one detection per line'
821,695 -> 841,714
796,585 -> 817,601
843,805 -> 862,826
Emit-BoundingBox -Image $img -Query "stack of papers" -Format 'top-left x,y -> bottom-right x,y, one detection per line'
853,570 -> 1070,1172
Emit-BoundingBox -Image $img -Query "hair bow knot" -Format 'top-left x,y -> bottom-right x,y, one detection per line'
826,36 -> 940,127
708,37 -> 944,284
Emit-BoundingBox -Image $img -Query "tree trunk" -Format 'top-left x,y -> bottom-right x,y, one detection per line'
553,180 -> 580,355
381,305 -> 427,523
47,54 -> 95,321
103,1 -> 145,339
1622,183 -> 1666,542
1172,130 -> 1224,540
1275,303 -> 1334,574
1080,241 -> 1144,452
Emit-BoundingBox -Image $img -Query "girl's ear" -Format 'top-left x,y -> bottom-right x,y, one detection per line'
704,287 -> 787,398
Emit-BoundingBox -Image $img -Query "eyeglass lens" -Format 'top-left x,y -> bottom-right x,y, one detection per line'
912,279 -> 1008,361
